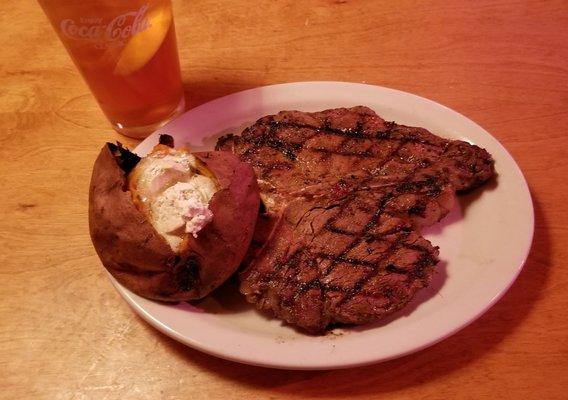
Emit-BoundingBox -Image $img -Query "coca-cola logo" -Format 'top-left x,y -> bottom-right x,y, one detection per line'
60,4 -> 151,47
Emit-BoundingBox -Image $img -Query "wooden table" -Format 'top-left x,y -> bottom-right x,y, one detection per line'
1,0 -> 567,398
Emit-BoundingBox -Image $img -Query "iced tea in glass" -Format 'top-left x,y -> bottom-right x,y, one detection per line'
37,0 -> 185,138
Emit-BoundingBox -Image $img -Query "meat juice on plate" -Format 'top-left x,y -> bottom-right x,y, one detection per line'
38,0 -> 185,138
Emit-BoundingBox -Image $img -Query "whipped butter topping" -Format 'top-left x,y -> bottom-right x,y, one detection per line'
128,148 -> 218,251
152,179 -> 216,243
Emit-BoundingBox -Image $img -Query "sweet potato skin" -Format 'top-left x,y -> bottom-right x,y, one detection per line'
88,144 -> 260,301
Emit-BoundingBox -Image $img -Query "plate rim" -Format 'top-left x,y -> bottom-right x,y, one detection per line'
111,81 -> 534,370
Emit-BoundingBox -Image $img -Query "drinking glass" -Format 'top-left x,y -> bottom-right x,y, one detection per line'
37,0 -> 185,138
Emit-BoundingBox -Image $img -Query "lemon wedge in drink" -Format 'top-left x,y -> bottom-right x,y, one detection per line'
114,5 -> 172,76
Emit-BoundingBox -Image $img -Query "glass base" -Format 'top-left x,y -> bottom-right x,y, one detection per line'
112,96 -> 186,139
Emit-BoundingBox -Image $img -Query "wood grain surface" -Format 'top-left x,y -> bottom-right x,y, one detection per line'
1,0 -> 567,399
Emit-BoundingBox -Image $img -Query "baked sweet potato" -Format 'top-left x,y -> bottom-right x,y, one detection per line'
89,138 -> 260,301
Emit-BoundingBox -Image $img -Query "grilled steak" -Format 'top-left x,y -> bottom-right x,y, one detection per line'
217,106 -> 495,333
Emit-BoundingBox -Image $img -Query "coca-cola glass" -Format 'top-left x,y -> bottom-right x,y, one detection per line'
38,0 -> 185,138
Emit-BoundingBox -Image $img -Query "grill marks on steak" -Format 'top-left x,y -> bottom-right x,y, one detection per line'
241,175 -> 452,333
220,107 -> 493,211
217,106 -> 495,333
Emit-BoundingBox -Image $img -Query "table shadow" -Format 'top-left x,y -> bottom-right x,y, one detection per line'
182,78 -> 268,111
137,189 -> 546,397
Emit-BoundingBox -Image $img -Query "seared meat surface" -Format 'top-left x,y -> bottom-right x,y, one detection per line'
217,106 -> 494,333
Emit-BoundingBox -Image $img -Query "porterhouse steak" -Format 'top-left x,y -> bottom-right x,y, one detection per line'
217,106 -> 494,333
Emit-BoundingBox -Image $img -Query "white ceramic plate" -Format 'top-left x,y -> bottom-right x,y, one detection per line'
110,82 -> 534,370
